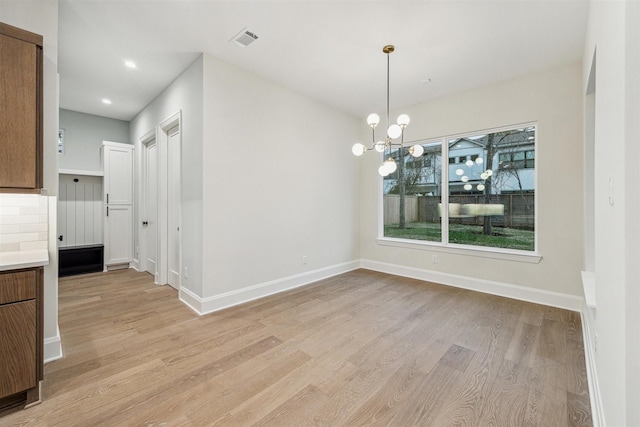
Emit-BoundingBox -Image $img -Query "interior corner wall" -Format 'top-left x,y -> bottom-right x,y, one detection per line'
130,55 -> 204,296
0,0 -> 61,360
584,0 -> 640,425
199,53 -> 360,301
59,109 -> 130,172
360,62 -> 584,297
624,3 -> 640,426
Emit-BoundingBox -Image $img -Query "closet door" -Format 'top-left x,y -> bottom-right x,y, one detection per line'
104,205 -> 132,265
102,142 -> 134,268
103,145 -> 133,205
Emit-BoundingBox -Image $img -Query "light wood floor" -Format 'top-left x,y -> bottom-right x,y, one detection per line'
2,269 -> 592,426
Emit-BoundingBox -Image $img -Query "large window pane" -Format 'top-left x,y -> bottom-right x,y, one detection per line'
447,126 -> 535,251
383,141 -> 442,242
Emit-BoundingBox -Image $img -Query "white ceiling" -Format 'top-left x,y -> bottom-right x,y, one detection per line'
58,0 -> 589,122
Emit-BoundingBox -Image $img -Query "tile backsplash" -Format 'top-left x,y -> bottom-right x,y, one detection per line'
0,194 -> 49,253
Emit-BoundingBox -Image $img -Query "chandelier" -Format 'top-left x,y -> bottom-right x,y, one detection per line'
352,45 -> 424,176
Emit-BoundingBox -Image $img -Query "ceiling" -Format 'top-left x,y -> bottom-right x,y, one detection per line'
58,0 -> 590,122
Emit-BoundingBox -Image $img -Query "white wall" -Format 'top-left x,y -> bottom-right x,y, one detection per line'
360,62 -> 584,298
0,0 -> 62,361
131,53 -> 360,310
199,53 -> 360,302
130,55 -> 204,294
59,109 -> 130,172
583,0 -> 640,425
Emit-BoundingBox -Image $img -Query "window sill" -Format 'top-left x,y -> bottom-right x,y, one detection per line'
376,237 -> 542,264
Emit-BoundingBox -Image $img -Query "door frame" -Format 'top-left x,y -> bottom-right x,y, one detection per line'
157,111 -> 182,288
166,124 -> 181,290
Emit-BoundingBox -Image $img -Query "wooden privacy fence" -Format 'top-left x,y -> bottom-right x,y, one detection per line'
384,194 -> 535,230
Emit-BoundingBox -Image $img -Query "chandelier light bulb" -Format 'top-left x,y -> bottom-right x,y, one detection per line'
378,164 -> 390,176
374,140 -> 386,153
385,157 -> 397,174
456,168 -> 464,176
367,113 -> 380,128
461,176 -> 469,182
480,172 -> 488,180
475,157 -> 483,165
464,184 -> 472,191
466,159 -> 473,167
477,184 -> 485,191
397,114 -> 410,128
409,144 -> 424,157
486,169 -> 493,176
387,124 -> 402,139
352,143 -> 366,156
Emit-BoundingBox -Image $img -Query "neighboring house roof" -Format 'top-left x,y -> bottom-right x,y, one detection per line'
448,137 -> 487,150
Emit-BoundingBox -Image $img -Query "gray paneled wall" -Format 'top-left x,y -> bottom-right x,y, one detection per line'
58,174 -> 103,247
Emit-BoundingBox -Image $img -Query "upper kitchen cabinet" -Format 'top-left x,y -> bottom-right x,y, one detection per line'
0,22 -> 43,192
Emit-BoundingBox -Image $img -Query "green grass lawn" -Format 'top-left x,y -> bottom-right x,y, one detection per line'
384,222 -> 534,251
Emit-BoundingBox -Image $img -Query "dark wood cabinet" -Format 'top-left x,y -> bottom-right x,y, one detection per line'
0,22 -> 43,192
0,268 -> 43,414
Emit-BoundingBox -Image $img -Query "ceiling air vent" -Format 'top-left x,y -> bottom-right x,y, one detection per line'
230,28 -> 259,48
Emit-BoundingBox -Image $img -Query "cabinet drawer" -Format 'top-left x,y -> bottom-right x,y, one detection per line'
0,270 -> 36,304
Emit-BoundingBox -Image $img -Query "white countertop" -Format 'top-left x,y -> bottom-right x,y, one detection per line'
0,250 -> 49,271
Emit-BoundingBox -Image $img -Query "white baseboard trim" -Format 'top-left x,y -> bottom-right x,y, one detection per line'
44,327 -> 63,363
179,260 -> 360,316
580,304 -> 605,427
360,259 -> 583,311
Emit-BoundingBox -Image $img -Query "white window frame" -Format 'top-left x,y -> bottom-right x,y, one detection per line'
377,122 -> 540,264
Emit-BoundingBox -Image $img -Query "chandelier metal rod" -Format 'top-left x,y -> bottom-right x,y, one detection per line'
386,49 -> 390,138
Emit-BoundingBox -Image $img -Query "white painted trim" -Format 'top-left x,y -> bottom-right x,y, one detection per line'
179,260 -> 360,316
58,169 -> 103,177
581,303 -> 605,427
102,140 -> 132,149
581,270 -> 596,308
44,328 -> 63,363
179,286 -> 205,315
360,259 -> 582,311
376,238 -> 542,264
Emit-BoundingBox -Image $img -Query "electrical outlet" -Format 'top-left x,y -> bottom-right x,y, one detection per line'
302,255 -> 308,265
184,266 -> 189,279
432,255 -> 438,264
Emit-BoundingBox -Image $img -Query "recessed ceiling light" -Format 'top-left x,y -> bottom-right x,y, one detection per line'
124,60 -> 137,69
102,98 -> 112,105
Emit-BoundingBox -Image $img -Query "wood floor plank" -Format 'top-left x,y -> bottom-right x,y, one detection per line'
0,268 -> 592,426
341,357 -> 428,426
252,384 -> 331,426
476,359 -> 532,426
567,390 -> 594,427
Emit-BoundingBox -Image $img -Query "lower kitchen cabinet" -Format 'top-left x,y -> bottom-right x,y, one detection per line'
0,267 -> 43,415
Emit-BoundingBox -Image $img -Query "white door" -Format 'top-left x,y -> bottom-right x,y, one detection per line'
103,146 -> 133,205
167,126 -> 181,290
143,139 -> 158,277
105,205 -> 133,265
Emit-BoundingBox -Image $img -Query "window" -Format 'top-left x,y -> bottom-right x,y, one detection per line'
499,150 -> 535,170
383,124 -> 536,253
